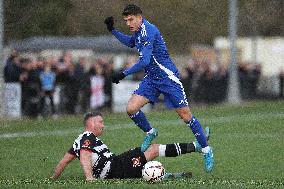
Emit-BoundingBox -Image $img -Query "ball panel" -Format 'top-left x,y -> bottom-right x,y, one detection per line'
142,161 -> 165,182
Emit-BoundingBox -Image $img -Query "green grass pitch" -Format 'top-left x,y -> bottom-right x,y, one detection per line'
0,100 -> 283,188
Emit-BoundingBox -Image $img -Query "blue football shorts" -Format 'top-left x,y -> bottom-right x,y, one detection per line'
134,76 -> 189,109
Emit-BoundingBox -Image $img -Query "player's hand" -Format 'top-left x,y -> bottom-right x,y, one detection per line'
112,71 -> 125,84
50,175 -> 57,180
86,177 -> 96,182
104,16 -> 114,32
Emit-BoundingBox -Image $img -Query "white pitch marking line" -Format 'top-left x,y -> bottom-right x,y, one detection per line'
0,112 -> 283,139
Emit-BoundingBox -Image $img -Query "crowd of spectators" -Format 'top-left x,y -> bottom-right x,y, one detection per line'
180,59 -> 262,104
180,59 -> 228,104
3,49 -> 268,118
3,50 -> 113,118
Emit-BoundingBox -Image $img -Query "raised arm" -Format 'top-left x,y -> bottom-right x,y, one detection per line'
112,29 -> 135,48
104,16 -> 135,48
51,152 -> 76,179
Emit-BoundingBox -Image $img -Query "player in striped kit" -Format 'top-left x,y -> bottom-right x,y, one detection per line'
51,112 -> 210,181
104,4 -> 214,172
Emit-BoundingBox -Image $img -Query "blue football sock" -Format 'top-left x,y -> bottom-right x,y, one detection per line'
129,110 -> 152,132
186,116 -> 208,148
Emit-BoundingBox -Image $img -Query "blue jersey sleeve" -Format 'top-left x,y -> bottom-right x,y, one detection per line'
112,29 -> 135,48
123,31 -> 155,76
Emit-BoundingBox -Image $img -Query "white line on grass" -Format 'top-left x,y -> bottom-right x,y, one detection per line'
0,112 -> 283,139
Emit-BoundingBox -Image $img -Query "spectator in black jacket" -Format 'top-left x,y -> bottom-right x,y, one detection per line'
72,57 -> 88,113
4,49 -> 21,83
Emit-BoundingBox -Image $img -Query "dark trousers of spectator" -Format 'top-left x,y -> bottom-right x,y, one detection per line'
24,83 -> 40,118
65,82 -> 78,114
280,74 -> 284,98
77,89 -> 90,113
40,90 -> 55,116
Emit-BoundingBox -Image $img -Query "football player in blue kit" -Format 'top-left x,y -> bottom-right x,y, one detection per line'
104,4 -> 214,172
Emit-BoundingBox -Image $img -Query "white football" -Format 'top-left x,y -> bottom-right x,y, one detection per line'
142,161 -> 165,182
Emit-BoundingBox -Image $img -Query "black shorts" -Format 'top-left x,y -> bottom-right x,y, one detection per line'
107,147 -> 147,179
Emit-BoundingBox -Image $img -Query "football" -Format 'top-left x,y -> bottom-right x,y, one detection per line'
142,161 -> 165,182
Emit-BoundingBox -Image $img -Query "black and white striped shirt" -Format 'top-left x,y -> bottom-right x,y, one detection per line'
68,131 -> 114,179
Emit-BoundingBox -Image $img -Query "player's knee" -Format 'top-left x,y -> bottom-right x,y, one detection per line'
126,106 -> 133,115
144,144 -> 159,161
148,144 -> 159,155
150,144 -> 159,149
126,105 -> 138,115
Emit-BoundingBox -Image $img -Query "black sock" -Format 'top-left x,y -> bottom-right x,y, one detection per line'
164,143 -> 195,157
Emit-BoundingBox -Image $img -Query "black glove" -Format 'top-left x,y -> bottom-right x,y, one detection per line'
104,16 -> 114,32
112,72 -> 125,84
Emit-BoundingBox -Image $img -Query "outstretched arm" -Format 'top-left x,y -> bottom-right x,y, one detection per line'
80,149 -> 95,181
51,152 -> 76,179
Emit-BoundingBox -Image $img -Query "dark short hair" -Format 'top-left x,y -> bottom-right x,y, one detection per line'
83,112 -> 102,126
122,4 -> 142,16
